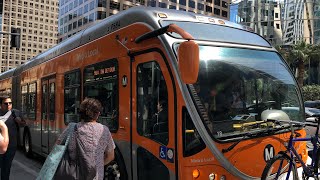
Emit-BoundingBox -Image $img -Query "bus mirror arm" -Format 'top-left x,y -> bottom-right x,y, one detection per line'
134,24 -> 199,84
134,24 -> 193,44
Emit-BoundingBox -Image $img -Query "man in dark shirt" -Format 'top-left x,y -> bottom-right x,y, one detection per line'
0,96 -> 25,180
150,100 -> 168,144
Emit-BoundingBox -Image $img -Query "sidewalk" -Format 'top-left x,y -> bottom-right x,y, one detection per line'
9,150 -> 42,180
11,159 -> 38,180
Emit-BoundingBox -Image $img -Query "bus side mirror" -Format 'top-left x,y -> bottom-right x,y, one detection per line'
178,41 -> 199,84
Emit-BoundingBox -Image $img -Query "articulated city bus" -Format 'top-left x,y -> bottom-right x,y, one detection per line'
0,7 -> 308,180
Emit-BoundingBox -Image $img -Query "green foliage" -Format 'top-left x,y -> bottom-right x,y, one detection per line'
302,85 -> 320,101
276,42 -> 320,87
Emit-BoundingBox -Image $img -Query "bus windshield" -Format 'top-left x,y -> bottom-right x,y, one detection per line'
188,46 -> 304,140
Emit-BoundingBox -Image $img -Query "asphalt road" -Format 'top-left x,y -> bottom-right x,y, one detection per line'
10,149 -> 44,180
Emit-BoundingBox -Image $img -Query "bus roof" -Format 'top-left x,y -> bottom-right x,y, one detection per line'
4,7 -> 270,77
0,68 -> 15,81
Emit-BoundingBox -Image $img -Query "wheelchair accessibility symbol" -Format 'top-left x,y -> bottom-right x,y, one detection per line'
159,146 -> 167,159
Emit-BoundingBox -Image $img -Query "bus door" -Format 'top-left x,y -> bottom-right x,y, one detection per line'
131,52 -> 176,179
41,76 -> 56,154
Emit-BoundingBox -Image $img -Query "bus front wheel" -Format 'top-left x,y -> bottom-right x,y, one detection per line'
23,130 -> 33,158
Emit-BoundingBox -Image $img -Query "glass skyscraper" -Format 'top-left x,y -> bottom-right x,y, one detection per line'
230,0 -> 320,46
58,0 -> 231,42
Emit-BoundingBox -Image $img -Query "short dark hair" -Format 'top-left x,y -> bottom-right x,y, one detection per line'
0,96 -> 11,104
158,99 -> 167,109
79,98 -> 102,122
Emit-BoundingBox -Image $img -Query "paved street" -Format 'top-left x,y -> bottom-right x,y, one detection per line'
6,148 -> 318,180
10,149 -> 43,180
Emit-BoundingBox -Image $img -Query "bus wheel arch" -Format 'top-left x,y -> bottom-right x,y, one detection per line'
105,146 -> 128,180
23,128 -> 33,157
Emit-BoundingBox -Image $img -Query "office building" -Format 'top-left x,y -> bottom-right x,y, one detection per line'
230,0 -> 320,46
0,0 -> 59,72
58,0 -> 231,42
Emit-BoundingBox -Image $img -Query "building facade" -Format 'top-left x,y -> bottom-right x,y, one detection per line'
58,0 -> 230,42
0,0 -> 59,72
230,0 -> 320,46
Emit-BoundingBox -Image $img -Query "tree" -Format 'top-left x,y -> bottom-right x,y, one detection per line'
276,42 -> 320,87
291,41 -> 312,87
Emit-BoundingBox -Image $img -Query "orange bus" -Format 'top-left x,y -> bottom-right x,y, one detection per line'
0,7 -> 308,180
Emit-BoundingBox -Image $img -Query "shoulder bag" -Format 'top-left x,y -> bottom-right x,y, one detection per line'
36,123 -> 76,180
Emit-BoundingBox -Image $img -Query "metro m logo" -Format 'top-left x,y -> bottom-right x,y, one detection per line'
264,144 -> 275,162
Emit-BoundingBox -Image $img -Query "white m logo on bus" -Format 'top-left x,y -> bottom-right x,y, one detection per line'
264,144 -> 275,162
122,76 -> 127,87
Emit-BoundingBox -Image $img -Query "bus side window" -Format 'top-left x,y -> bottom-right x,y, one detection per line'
83,59 -> 119,132
29,83 -> 37,120
21,85 -> 28,119
64,70 -> 81,124
182,107 -> 206,157
137,61 -> 168,145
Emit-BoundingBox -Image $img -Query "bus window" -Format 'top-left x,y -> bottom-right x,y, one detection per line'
187,46 -> 304,140
41,84 -> 47,120
49,82 -> 55,121
137,61 -> 168,145
21,85 -> 28,118
83,60 -> 118,132
29,82 -> 37,120
64,70 -> 81,124
182,107 -> 205,157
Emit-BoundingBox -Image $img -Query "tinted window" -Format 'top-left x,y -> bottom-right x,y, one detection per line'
64,70 -> 81,124
183,107 -> 205,157
29,83 -> 37,120
84,59 -> 118,132
137,62 -> 168,145
49,82 -> 55,120
21,85 -> 28,119
41,84 -> 47,119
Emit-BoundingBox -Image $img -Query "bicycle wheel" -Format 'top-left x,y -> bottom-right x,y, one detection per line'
314,148 -> 320,179
261,153 -> 298,180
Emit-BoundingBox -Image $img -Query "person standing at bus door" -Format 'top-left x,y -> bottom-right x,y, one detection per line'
0,121 -> 9,154
150,99 -> 168,143
56,98 -> 115,180
0,96 -> 26,180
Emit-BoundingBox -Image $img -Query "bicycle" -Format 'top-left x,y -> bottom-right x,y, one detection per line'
261,116 -> 320,180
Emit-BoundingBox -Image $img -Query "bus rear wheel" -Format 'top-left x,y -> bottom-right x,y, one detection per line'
23,131 -> 33,157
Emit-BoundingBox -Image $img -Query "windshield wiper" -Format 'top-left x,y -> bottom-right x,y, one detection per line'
221,124 -> 288,154
222,129 -> 268,153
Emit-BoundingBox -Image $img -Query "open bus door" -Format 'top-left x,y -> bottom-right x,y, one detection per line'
40,76 -> 56,155
131,51 -> 177,179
